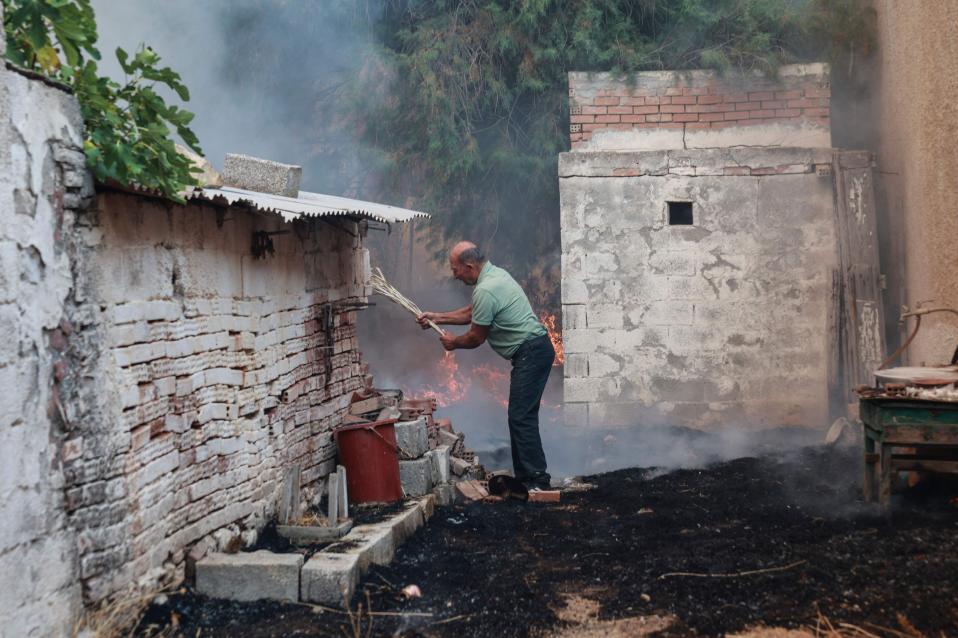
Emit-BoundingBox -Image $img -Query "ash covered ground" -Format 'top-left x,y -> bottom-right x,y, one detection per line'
137,444 -> 958,637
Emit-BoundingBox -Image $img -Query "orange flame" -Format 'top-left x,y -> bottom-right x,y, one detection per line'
410,314 -> 564,410
539,313 -> 564,366
473,364 -> 510,408
417,352 -> 467,405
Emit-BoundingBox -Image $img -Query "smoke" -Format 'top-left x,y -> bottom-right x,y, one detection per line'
89,0 -> 384,196
86,1 -> 841,482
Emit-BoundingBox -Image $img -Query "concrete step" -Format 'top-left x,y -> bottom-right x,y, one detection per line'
301,495 -> 435,605
195,550 -> 303,602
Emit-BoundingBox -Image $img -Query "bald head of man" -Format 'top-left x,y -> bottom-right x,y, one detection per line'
449,241 -> 486,285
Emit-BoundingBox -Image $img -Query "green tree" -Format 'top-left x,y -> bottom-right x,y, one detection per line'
3,0 -> 202,201
342,0 -> 870,308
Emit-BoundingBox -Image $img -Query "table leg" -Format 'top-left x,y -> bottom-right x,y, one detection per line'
863,435 -> 876,502
879,443 -> 892,508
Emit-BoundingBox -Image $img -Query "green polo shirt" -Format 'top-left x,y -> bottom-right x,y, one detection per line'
471,262 -> 547,359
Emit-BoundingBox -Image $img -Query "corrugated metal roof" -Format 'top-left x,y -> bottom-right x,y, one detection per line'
188,186 -> 429,224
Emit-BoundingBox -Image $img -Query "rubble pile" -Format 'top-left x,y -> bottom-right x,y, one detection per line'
345,366 -> 485,500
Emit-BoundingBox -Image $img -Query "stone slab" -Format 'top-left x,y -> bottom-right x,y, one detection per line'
399,456 -> 433,497
300,552 -> 360,605
195,550 -> 303,602
395,417 -> 428,458
276,520 -> 353,544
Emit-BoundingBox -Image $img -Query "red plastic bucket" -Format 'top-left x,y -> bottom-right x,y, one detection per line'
334,419 -> 403,504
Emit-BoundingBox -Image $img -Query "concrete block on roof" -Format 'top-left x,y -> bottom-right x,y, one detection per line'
222,153 -> 302,197
195,550 -> 302,602
395,417 -> 428,459
399,457 -> 432,497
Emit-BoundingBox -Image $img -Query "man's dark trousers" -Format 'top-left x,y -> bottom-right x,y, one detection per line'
508,334 -> 554,488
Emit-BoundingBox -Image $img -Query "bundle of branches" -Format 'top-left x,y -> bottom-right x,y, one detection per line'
370,268 -> 444,334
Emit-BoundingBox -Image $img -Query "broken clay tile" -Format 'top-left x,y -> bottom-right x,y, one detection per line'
528,490 -> 561,503
455,480 -> 489,502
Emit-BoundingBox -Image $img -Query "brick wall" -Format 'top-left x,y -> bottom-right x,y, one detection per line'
60,191 -> 371,604
569,64 -> 831,151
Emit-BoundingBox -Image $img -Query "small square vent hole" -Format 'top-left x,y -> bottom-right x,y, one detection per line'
668,201 -> 693,225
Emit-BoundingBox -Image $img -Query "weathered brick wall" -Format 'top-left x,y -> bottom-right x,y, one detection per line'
560,65 -> 839,431
62,191 -> 370,603
569,64 -> 831,151
0,62 -> 91,635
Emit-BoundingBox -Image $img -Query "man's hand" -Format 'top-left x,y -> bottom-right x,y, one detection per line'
439,331 -> 457,351
417,312 -> 436,330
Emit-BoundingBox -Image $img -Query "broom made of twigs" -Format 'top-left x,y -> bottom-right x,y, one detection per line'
370,268 -> 445,335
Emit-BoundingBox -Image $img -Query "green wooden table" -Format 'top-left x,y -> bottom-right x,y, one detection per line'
859,397 -> 958,506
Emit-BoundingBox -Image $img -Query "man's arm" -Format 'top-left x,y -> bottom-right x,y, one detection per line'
418,305 -> 472,327
439,323 -> 489,351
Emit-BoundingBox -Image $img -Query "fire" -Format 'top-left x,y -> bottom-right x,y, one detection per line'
473,364 -> 510,408
410,313 -> 564,410
539,313 -> 564,366
417,352 -> 467,405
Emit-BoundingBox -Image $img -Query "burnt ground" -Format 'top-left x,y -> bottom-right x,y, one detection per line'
137,445 -> 958,637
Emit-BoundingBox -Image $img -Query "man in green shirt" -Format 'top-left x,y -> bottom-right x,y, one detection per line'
417,241 -> 554,490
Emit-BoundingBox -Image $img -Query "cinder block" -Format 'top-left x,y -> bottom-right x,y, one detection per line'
395,417 -> 428,458
195,550 -> 302,602
449,456 -> 472,477
432,482 -> 456,507
222,153 -> 302,197
300,552 -> 360,605
399,457 -> 432,497
426,445 -> 450,484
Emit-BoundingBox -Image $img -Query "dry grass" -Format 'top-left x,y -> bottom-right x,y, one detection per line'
72,588 -> 168,638
548,594 -> 932,638
730,611 -> 931,638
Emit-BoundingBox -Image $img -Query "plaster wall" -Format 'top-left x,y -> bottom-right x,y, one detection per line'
559,147 -> 837,429
0,63 -> 90,636
873,1 -> 958,365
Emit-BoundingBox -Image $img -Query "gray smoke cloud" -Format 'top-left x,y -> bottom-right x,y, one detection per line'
87,1 -> 830,480
90,0 -> 383,195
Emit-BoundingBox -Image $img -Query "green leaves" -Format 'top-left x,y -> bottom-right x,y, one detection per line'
3,0 -> 202,201
345,0 -> 869,305
3,0 -> 98,71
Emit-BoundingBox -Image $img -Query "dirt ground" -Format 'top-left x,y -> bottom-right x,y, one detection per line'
136,444 -> 958,637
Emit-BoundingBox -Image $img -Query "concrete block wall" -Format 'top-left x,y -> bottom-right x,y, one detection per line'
0,63 -> 91,636
559,146 -> 838,429
569,64 -> 831,151
62,191 -> 371,603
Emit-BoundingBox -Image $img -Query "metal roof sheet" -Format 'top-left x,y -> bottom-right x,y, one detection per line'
188,186 -> 429,224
